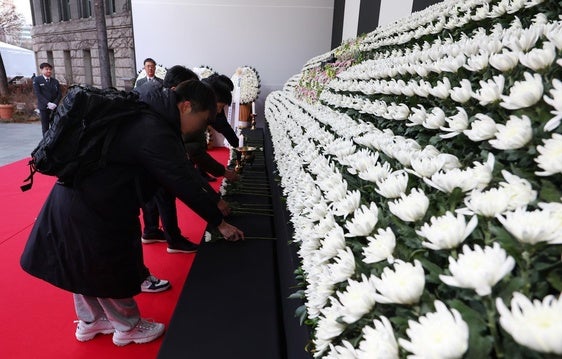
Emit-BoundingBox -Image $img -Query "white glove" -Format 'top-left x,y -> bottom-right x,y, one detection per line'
47,102 -> 57,110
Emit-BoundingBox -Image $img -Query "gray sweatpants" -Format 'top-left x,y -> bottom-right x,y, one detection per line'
73,294 -> 140,332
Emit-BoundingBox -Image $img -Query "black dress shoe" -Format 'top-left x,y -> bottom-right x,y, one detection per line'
167,236 -> 199,254
141,229 -> 166,243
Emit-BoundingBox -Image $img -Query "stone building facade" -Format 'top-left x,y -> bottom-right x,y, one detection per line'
30,0 -> 136,90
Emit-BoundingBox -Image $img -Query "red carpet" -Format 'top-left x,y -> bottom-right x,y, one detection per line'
0,148 -> 228,359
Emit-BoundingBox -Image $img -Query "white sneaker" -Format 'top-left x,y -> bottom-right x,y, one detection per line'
140,275 -> 171,293
75,316 -> 115,341
112,319 -> 165,346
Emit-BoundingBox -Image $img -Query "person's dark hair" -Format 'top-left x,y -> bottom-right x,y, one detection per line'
39,62 -> 52,69
207,73 -> 234,91
174,80 -> 217,118
203,77 -> 232,104
163,65 -> 199,88
143,58 -> 156,66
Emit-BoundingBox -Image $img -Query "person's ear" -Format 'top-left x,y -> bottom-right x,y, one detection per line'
179,100 -> 192,114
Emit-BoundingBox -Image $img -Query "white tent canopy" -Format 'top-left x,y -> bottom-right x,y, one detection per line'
0,41 -> 36,79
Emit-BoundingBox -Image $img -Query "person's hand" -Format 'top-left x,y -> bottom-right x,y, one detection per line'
217,220 -> 244,241
217,199 -> 231,216
223,169 -> 240,182
47,102 -> 57,110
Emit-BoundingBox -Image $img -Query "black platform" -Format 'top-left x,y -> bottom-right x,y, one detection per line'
157,128 -> 311,359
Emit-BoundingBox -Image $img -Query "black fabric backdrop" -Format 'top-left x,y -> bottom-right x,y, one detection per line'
158,128 -> 311,359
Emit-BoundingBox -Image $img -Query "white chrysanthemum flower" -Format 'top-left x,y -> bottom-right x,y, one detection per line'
470,153 -> 495,190
506,26 -> 541,52
519,41 -> 556,71
439,243 -> 515,296
500,72 -> 543,110
336,274 -> 378,324
331,190 -> 361,218
489,115 -> 533,150
399,301 -> 469,359
472,75 -> 505,106
204,231 -> 213,242
423,107 -> 447,129
535,133 -> 562,176
358,162 -> 392,183
375,171 -> 409,199
388,188 -> 429,222
328,247 -> 356,284
344,203 -> 379,237
356,316 -> 399,359
362,227 -> 396,264
416,211 -> 478,250
464,51 -> 489,72
324,341 -> 357,359
462,188 -> 510,217
496,207 -> 562,244
319,225 -> 347,260
410,155 -> 446,178
449,79 -> 472,103
463,113 -> 497,141
499,170 -> 537,210
407,104 -> 427,127
429,77 -> 451,99
374,260 -> 425,305
489,48 -> 519,72
440,107 -> 469,138
314,302 -> 347,355
496,292 -> 562,355
424,168 -> 472,193
543,79 -> 562,131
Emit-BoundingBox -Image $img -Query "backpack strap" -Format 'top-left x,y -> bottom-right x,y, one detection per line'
20,160 -> 37,192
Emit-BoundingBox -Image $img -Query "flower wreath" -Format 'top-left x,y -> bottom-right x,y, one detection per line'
231,66 -> 260,104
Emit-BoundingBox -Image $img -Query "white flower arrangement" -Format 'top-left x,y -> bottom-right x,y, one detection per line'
192,65 -> 215,79
231,66 -> 260,104
264,2 -> 562,355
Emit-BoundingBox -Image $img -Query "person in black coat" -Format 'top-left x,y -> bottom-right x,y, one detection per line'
184,76 -> 240,181
33,62 -> 62,135
20,80 -> 244,346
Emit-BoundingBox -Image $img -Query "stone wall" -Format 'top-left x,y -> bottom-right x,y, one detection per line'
30,1 -> 136,90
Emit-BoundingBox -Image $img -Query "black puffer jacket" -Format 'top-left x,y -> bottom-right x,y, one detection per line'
21,84 -> 222,298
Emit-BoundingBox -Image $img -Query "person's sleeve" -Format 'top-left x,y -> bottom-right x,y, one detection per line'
137,127 -> 223,227
211,113 -> 239,148
184,132 -> 226,177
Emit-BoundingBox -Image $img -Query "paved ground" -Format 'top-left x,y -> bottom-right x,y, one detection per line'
0,122 -> 42,167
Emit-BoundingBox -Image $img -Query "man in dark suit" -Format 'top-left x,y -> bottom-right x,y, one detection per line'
33,62 -> 62,135
134,58 -> 164,88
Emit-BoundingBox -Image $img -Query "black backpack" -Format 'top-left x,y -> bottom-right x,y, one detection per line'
21,84 -> 146,191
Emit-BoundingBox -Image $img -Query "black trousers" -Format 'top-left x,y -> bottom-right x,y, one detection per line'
40,109 -> 53,135
141,187 -> 182,243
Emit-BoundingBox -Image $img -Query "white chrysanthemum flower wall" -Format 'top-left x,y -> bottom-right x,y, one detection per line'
266,0 -> 562,357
